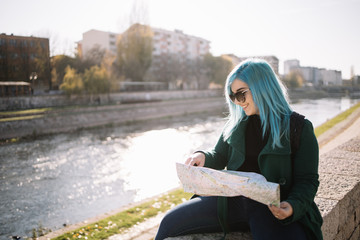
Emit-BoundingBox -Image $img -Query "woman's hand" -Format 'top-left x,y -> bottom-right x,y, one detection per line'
185,152 -> 205,167
268,201 -> 293,220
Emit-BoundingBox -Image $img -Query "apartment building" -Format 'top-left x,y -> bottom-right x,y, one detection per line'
151,28 -> 210,59
0,33 -> 51,94
284,59 -> 300,75
78,26 -> 210,60
284,59 -> 342,86
78,26 -> 211,89
77,29 -> 119,58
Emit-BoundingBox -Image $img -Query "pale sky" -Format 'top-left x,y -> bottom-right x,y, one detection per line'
1,0 -> 359,78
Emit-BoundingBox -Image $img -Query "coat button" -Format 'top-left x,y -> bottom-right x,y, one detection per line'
279,178 -> 287,185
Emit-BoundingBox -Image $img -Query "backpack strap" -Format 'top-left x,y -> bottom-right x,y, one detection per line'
290,112 -> 305,173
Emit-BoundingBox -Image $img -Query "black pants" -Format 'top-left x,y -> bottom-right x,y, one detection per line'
155,196 -> 307,240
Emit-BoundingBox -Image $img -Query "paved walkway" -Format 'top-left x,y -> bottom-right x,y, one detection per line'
319,107 -> 360,155
108,108 -> 360,240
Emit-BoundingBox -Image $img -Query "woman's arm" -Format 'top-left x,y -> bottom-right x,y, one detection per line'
186,133 -> 230,170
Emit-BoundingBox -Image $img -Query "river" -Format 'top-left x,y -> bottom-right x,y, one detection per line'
0,97 -> 358,239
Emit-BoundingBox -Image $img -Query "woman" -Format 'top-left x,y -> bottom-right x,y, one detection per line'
155,59 -> 323,240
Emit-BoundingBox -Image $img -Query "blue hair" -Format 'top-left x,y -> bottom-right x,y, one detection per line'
223,58 -> 292,149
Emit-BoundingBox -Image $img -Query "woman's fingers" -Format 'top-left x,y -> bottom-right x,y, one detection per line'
185,153 -> 205,167
268,201 -> 293,220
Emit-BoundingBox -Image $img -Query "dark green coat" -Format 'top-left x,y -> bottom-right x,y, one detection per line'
202,117 -> 323,240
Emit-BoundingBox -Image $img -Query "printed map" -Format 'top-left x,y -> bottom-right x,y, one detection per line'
176,163 -> 280,207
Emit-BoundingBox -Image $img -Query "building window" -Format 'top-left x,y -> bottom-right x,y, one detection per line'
10,39 -> 16,46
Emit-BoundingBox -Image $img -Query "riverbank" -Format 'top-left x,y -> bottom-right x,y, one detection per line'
0,96 -> 227,141
39,102 -> 360,240
2,89 -> 359,142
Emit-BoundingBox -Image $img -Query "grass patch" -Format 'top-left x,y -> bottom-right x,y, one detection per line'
314,102 -> 360,137
0,108 -> 52,116
51,189 -> 192,240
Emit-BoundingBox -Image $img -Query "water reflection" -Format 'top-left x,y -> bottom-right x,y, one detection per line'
0,98 -> 358,238
291,97 -> 359,127
0,114 -> 225,238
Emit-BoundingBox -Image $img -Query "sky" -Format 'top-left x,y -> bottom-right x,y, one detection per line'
1,0 -> 359,78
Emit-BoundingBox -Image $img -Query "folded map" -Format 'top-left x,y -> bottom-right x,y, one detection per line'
176,162 -> 280,207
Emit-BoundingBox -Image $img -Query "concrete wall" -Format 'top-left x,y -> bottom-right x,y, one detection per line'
0,96 -> 227,140
0,89 -> 223,111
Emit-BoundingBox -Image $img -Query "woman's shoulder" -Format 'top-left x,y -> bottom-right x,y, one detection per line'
290,111 -> 314,129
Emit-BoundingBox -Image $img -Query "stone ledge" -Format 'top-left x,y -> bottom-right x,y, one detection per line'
166,137 -> 360,240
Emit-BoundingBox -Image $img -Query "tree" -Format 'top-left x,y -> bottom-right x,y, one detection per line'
51,55 -> 76,89
283,70 -> 304,89
116,24 -> 153,82
59,66 -> 83,95
83,65 -> 111,95
78,45 -> 106,71
186,57 -> 209,90
203,54 -> 233,87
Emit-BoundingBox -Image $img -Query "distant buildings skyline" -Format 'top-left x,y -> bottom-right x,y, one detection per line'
284,59 -> 342,86
0,24 -> 352,89
77,25 -> 347,86
77,26 -> 210,61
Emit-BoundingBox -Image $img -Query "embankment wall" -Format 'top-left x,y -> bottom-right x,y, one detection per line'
0,90 -> 223,111
1,96 -> 227,140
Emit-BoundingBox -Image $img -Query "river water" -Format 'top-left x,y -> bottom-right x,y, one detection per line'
0,97 -> 358,238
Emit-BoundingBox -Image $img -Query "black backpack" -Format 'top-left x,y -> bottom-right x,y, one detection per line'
290,111 -> 305,161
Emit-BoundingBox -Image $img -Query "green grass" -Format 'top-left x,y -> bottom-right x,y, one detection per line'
51,189 -> 192,240
314,102 -> 360,137
0,107 -> 52,116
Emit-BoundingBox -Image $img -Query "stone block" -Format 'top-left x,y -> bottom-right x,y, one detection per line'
340,211 -> 356,240
338,137 -> 360,153
319,154 -> 360,176
355,205 -> 360,226
317,173 -> 359,201
316,198 -> 340,240
349,223 -> 359,240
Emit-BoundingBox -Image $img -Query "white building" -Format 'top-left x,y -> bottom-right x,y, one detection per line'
320,69 -> 342,86
78,26 -> 210,61
77,29 -> 120,58
284,59 -> 342,86
284,59 -> 300,75
151,28 -> 210,59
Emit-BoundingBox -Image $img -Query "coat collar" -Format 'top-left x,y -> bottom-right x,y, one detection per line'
227,117 -> 291,156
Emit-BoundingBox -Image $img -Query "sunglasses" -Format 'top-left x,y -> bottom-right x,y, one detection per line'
229,89 -> 250,103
